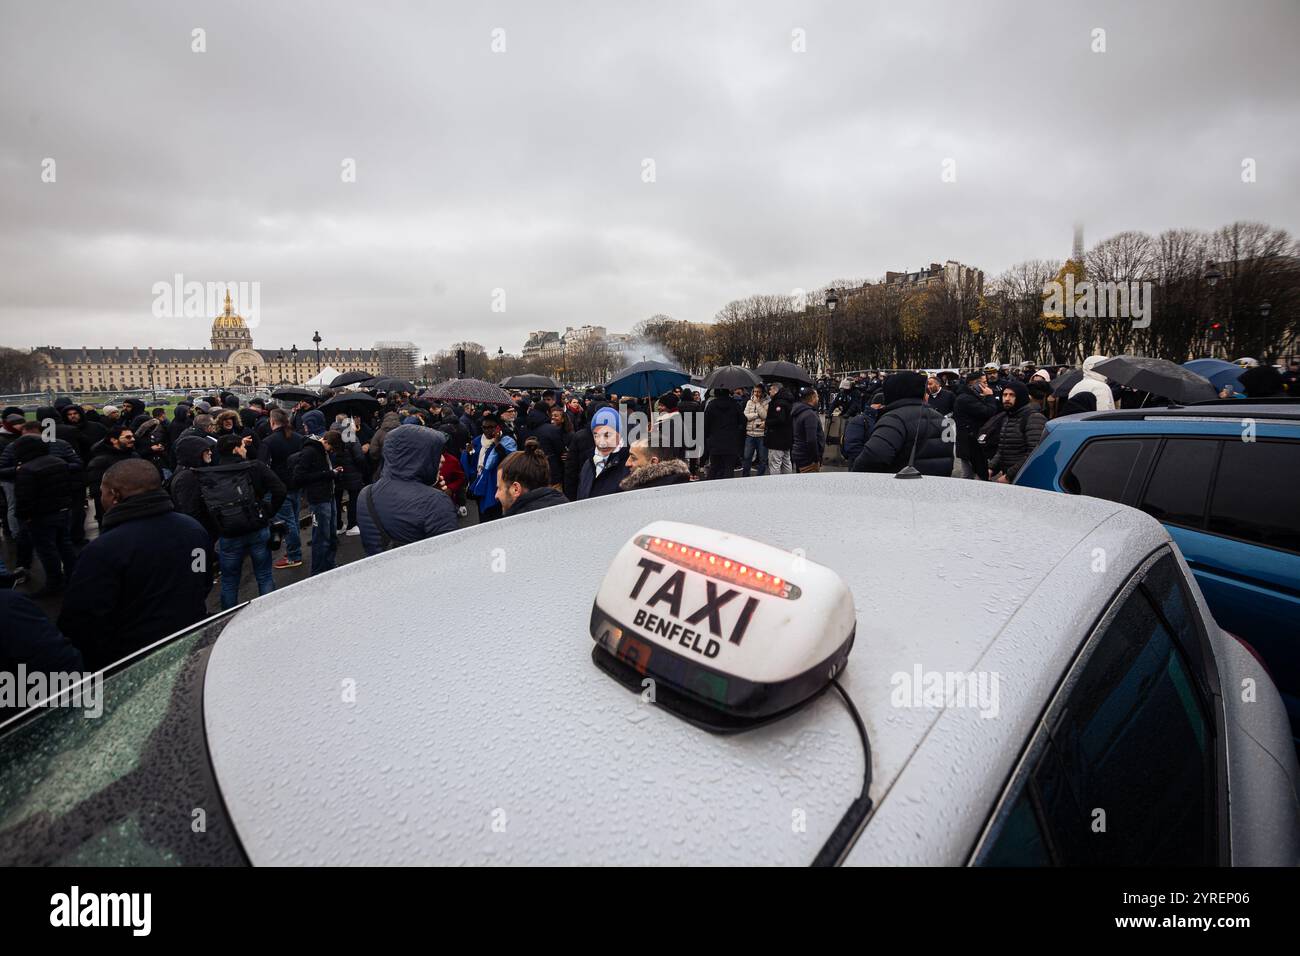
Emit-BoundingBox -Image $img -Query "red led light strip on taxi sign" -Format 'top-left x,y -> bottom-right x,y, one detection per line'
636,535 -> 801,599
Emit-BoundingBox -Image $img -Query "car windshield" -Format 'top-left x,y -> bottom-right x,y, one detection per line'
0,614 -> 246,866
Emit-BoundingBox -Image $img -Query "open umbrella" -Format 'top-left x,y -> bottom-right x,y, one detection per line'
1094,356 -> 1217,404
701,365 -> 761,391
756,360 -> 813,387
500,374 -> 561,390
1050,368 -> 1084,397
427,377 -> 514,406
329,370 -> 376,388
1183,358 -> 1244,392
369,377 -> 415,393
271,386 -> 320,403
319,392 -> 380,418
605,360 -> 689,399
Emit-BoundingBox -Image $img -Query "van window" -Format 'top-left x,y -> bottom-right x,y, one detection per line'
1062,438 -> 1157,504
1208,439 -> 1300,554
1140,439 -> 1217,529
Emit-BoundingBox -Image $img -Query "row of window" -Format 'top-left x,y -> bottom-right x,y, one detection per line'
1063,436 -> 1300,555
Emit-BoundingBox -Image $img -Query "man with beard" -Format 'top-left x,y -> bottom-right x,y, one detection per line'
989,379 -> 1048,483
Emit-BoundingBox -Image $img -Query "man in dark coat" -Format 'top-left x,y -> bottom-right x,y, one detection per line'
926,376 -> 957,415
851,372 -> 953,477
989,379 -> 1048,483
791,387 -> 827,473
12,435 -> 83,597
619,439 -> 692,492
86,424 -> 141,526
0,589 -> 85,724
577,406 -> 630,499
58,459 -> 214,671
703,388 -> 746,479
763,384 -> 796,475
293,410 -> 340,574
357,425 -> 457,555
954,371 -> 1000,480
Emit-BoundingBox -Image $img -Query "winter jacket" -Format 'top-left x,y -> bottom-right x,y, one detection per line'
368,412 -> 403,478
704,396 -> 746,459
0,590 -> 84,724
990,382 -> 1047,480
14,444 -> 84,521
618,458 -> 691,491
58,488 -> 214,672
842,412 -> 870,463
790,401 -> 826,469
577,446 -> 631,500
1068,355 -> 1116,411
528,421 -> 567,485
357,425 -> 457,555
564,428 -> 593,501
292,437 -> 337,505
927,388 -> 957,416
953,384 -> 1001,459
506,486 -> 568,515
743,396 -> 768,438
763,388 -> 796,451
87,441 -> 141,519
258,428 -> 305,486
464,433 -> 517,506
850,398 -> 952,476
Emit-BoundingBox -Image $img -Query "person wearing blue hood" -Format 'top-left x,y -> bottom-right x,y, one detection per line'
577,405 -> 630,500
464,411 -> 516,522
357,424 -> 457,555
292,409 -> 340,574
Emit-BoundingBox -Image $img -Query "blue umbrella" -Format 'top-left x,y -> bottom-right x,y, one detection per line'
605,360 -> 690,400
1183,358 -> 1243,392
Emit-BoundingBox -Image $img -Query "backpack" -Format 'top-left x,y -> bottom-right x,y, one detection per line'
195,462 -> 267,537
285,449 -> 305,491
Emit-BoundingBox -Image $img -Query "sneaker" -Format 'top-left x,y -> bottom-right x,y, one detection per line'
274,557 -> 303,570
345,526 -> 361,536
457,506 -> 468,518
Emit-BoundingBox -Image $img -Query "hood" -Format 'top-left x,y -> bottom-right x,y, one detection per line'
1002,378 -> 1030,412
883,371 -> 926,405
36,406 -> 58,424
173,435 -> 213,468
58,405 -> 83,426
379,411 -> 402,431
302,410 -> 327,437
1081,354 -> 1109,383
381,424 -> 446,483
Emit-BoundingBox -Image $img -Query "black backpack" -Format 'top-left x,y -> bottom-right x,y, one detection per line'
196,462 -> 267,537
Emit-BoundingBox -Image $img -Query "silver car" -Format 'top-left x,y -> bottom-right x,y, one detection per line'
1,474 -> 1296,865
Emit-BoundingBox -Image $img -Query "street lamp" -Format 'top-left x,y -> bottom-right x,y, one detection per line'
291,344 -> 298,385
274,351 -> 284,385
1203,263 -> 1224,357
312,331 -> 322,374
147,361 -> 156,403
1260,301 -> 1272,361
825,289 -> 840,375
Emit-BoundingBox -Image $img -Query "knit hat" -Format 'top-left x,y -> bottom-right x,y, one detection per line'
591,406 -> 621,433
882,371 -> 927,404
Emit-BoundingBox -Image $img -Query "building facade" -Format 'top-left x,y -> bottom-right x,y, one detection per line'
33,290 -> 383,393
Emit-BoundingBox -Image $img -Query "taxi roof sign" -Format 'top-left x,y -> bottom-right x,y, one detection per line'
590,520 -> 857,732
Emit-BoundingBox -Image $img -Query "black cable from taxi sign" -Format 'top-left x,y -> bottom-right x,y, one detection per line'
590,520 -> 872,865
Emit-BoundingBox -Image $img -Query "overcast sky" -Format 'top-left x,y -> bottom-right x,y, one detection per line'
2,0 -> 1297,356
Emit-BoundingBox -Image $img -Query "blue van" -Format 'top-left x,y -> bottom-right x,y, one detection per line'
1016,402 -> 1300,735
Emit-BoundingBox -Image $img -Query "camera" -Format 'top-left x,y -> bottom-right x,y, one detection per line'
268,519 -> 288,552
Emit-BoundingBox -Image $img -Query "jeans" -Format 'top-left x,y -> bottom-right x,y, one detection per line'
742,436 -> 767,477
68,492 -> 88,545
274,490 -> 302,561
308,499 -> 337,575
767,448 -> 793,475
218,526 -> 275,610
28,511 -> 77,590
1,480 -> 30,568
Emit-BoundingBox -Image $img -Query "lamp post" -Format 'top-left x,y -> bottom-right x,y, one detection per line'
1259,301 -> 1272,362
147,362 -> 156,403
274,351 -> 284,385
291,344 -> 298,385
825,289 -> 840,375
312,331 -> 322,375
1203,262 -> 1223,357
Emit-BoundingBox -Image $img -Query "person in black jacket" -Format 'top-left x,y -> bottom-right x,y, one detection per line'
86,424 -> 141,526
169,434 -> 219,541
703,388 -> 746,479
58,460 -> 214,671
212,433 -> 287,608
497,439 -> 568,516
763,384 -> 795,474
926,376 -> 957,416
953,371 -> 1000,480
790,387 -> 826,473
258,409 -> 306,569
528,406 -> 568,488
293,411 -> 339,575
989,379 -> 1048,483
12,436 -> 83,597
851,372 -> 953,477
0,589 -> 86,723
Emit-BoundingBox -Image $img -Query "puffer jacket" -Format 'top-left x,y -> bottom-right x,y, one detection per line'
850,398 -> 952,476
357,425 -> 457,555
990,382 -> 1047,480
743,397 -> 768,438
704,396 -> 746,459
1067,355 -> 1115,411
953,384 -> 1000,459
790,401 -> 825,469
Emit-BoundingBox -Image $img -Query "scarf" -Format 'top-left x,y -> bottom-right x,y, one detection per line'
100,488 -> 174,533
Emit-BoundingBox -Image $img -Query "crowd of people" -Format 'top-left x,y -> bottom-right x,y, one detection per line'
2,354 -> 1296,710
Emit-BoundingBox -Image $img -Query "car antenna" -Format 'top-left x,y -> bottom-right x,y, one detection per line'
894,399 -> 927,480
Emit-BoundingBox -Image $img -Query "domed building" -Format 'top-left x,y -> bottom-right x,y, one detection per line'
33,289 -> 385,394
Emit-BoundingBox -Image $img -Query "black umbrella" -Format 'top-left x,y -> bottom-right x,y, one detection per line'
319,392 -> 380,418
271,386 -> 320,403
369,377 -> 415,393
330,370 -> 376,388
701,365 -> 762,390
427,378 -> 514,406
1050,368 -> 1084,397
500,374 -> 561,389
1093,356 -> 1217,404
756,360 -> 813,387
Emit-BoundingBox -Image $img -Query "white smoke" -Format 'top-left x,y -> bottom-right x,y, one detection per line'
618,336 -> 679,369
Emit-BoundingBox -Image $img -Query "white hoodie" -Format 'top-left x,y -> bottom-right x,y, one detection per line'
1068,354 -> 1115,411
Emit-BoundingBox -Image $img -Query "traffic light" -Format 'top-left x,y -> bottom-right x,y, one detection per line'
456,348 -> 466,377
1208,321 -> 1225,343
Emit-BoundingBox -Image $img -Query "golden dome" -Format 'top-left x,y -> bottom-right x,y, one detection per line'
212,289 -> 248,330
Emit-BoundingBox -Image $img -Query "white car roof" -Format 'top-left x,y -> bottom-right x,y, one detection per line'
203,474 -> 1170,865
